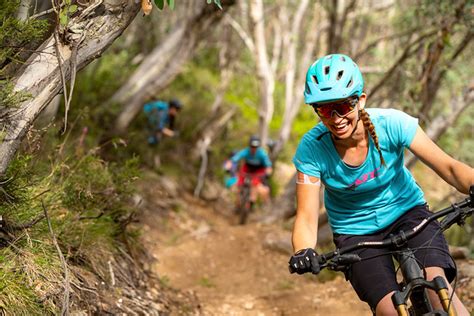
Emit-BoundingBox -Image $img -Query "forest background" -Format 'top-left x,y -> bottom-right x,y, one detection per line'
0,0 -> 473,314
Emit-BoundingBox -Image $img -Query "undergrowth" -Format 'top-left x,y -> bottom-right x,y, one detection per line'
0,135 -> 141,314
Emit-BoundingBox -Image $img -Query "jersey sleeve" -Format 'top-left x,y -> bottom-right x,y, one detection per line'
385,109 -> 419,148
292,137 -> 321,178
231,149 -> 247,163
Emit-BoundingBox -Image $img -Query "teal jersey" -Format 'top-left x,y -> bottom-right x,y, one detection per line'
232,147 -> 272,168
293,108 -> 426,235
143,101 -> 169,130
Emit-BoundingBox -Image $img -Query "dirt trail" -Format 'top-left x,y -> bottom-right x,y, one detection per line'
140,190 -> 369,316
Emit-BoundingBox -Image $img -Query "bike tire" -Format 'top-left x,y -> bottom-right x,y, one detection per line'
239,185 -> 251,225
408,287 -> 433,315
239,205 -> 249,225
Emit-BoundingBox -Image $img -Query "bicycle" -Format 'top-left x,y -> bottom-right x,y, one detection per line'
236,173 -> 271,225
237,173 -> 252,225
290,189 -> 473,316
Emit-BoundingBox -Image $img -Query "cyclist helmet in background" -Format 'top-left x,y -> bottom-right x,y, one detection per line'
249,135 -> 261,148
169,99 -> 183,110
304,54 -> 364,104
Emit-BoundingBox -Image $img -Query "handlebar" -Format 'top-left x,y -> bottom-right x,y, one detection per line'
312,195 -> 473,273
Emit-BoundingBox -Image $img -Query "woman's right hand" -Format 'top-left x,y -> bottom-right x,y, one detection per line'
288,248 -> 320,275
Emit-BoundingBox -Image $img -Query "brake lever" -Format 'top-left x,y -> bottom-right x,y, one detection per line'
439,209 -> 461,229
327,254 -> 361,271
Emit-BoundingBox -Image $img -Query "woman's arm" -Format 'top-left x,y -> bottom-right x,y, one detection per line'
292,172 -> 321,252
409,127 -> 474,194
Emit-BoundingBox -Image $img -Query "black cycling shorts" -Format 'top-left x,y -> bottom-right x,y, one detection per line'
332,204 -> 456,311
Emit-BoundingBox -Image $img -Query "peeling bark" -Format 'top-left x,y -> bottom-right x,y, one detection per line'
249,0 -> 275,147
0,1 -> 140,175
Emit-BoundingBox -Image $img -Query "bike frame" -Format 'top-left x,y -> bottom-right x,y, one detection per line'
314,197 -> 472,316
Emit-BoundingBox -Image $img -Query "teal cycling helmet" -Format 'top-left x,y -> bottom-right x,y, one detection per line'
304,54 -> 364,104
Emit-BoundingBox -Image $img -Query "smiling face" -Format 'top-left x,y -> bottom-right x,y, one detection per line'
318,94 -> 366,139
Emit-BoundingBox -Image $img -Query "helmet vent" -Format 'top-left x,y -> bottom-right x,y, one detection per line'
337,70 -> 344,80
341,56 -> 346,62
346,78 -> 353,88
324,66 -> 330,75
321,87 -> 332,91
312,75 -> 319,84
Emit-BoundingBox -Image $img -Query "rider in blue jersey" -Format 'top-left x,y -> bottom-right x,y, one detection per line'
143,99 -> 182,145
288,54 -> 472,315
225,135 -> 273,207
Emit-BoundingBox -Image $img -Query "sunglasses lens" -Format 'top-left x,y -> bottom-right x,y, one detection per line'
314,98 -> 357,118
316,106 -> 333,118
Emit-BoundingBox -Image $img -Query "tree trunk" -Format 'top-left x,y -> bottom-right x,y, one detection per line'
16,0 -> 32,20
249,0 -> 275,147
111,0 -> 236,135
0,1 -> 140,175
193,108 -> 236,197
272,2 -> 322,159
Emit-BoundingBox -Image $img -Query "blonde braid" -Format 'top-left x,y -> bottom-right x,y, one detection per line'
360,108 -> 386,167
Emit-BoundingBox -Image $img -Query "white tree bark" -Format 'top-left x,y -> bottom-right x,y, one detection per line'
16,0 -> 32,20
272,1 -> 322,158
249,0 -> 275,147
229,1 -> 323,159
0,1 -> 140,175
111,0 -> 236,134
193,108 -> 236,197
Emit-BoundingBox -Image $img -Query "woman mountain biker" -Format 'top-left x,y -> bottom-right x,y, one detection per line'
225,135 -> 273,209
288,53 -> 473,316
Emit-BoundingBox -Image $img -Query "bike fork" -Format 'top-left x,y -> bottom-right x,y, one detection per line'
391,276 -> 456,316
432,276 -> 456,316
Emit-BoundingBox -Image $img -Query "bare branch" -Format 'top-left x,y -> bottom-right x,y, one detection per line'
7,214 -> 45,231
225,15 -> 256,54
353,27 -> 422,60
369,30 -> 437,100
405,82 -> 474,168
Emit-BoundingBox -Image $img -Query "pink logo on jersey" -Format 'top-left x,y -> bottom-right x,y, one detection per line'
346,167 -> 381,190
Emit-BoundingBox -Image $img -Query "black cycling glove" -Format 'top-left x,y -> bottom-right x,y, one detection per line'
288,248 -> 320,275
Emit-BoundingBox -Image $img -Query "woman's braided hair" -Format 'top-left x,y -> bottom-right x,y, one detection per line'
359,108 -> 386,167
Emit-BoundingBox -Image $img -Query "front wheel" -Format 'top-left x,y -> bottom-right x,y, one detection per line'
238,184 -> 251,225
408,287 -> 433,315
